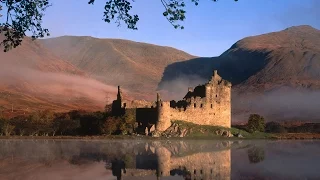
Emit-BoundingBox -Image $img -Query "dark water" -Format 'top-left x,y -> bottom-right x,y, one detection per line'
0,139 -> 319,180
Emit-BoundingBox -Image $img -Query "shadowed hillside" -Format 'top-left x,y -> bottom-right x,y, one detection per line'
158,25 -> 320,122
40,36 -> 195,98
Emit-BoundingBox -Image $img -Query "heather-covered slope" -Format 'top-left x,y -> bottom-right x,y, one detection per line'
40,36 -> 195,98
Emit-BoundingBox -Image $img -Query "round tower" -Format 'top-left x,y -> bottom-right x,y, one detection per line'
156,146 -> 171,177
156,93 -> 171,132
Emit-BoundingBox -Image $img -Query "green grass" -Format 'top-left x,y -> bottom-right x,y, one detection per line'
172,120 -> 273,139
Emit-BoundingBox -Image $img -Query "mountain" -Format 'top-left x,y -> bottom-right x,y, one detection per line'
158,25 -> 320,122
40,36 -> 195,99
0,35 -> 118,116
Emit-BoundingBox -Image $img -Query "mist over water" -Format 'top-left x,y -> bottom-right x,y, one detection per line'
0,139 -> 319,180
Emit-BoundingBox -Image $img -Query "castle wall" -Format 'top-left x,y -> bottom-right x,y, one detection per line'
122,100 -> 156,109
168,103 -> 231,128
158,83 -> 231,129
155,71 -> 232,130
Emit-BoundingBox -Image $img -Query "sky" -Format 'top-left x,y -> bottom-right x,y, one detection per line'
2,0 -> 320,57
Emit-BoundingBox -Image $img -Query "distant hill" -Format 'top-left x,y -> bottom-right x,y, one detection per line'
40,36 -> 195,99
158,25 -> 320,122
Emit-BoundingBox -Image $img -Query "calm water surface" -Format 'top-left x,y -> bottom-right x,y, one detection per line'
0,139 -> 319,180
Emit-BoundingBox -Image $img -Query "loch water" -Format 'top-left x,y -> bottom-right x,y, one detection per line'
0,139 -> 319,180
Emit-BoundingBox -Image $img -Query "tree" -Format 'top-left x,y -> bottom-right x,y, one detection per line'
247,114 -> 265,133
247,146 -> 265,164
100,116 -> 119,135
0,0 -> 239,52
53,114 -> 80,136
27,110 -> 55,136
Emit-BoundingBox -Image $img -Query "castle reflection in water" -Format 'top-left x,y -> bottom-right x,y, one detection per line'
109,141 -> 232,180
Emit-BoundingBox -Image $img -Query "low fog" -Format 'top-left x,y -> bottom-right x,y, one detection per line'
0,64 -> 118,109
233,89 -> 320,123
159,77 -> 320,123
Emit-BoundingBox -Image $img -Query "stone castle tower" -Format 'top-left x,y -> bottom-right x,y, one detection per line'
112,70 -> 231,133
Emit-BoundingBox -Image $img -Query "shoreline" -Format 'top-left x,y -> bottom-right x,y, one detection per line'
0,133 -> 320,140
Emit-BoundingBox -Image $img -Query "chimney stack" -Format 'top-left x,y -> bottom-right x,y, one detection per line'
213,70 -> 218,76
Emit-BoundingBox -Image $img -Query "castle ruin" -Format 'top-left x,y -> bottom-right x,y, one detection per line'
112,70 -> 231,133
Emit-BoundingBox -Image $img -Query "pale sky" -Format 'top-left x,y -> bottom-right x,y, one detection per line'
2,0 -> 320,57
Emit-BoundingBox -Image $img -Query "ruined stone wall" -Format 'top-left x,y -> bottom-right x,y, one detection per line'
122,100 -> 156,109
155,70 -> 232,130
157,82 -> 231,130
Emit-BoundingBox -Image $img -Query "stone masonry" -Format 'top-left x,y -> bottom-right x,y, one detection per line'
112,70 -> 232,132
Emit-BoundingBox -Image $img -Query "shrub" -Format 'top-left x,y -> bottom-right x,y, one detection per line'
265,121 -> 287,133
247,114 -> 265,133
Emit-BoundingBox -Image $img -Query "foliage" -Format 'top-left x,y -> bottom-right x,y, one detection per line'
120,109 -> 136,134
265,121 -> 287,133
0,0 -> 51,52
286,123 -> 320,133
100,116 -> 120,135
0,117 -> 14,136
78,111 -> 106,135
27,110 -> 55,136
247,114 -> 266,133
247,146 -> 265,164
1,0 -> 239,51
52,114 -> 80,136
